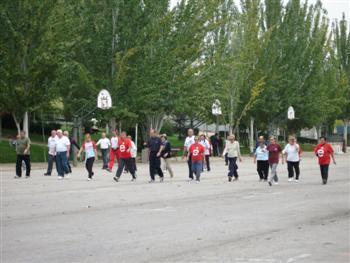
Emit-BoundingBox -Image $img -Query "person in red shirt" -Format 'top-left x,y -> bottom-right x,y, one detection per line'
187,136 -> 205,182
314,136 -> 336,184
113,131 -> 136,182
266,136 -> 282,186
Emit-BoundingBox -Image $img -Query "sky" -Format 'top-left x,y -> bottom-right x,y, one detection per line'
170,0 -> 350,22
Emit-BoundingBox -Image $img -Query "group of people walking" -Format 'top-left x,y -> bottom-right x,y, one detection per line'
13,128 -> 337,185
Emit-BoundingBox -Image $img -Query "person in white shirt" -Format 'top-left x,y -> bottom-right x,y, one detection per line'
128,135 -> 137,175
55,129 -> 71,179
199,134 -> 211,172
107,130 -> 119,172
282,136 -> 302,182
44,130 -> 58,176
96,132 -> 111,169
182,129 -> 195,180
222,134 -> 242,181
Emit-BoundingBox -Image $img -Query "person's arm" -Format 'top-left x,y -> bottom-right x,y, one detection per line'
24,139 -> 31,154
96,139 -> 101,146
182,139 -> 188,159
66,141 -> 71,158
222,145 -> 227,157
329,145 -> 336,164
77,144 -> 83,159
93,142 -> 98,160
253,154 -> 257,163
157,144 -> 164,157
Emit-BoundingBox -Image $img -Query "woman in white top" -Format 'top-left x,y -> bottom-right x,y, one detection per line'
96,132 -> 111,169
127,135 -> 137,175
199,134 -> 211,172
282,136 -> 302,182
223,135 -> 242,181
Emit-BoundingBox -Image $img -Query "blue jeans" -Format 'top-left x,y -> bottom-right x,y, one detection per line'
101,149 -> 109,168
191,161 -> 203,181
56,151 -> 69,176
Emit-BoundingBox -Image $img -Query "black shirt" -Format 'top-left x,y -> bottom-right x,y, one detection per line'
147,137 -> 162,152
161,141 -> 172,158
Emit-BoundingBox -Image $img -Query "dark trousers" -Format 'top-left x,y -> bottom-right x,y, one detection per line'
203,155 -> 210,171
320,165 -> 329,183
101,149 -> 109,168
132,158 -> 137,171
257,160 -> 269,180
225,153 -> 228,165
287,161 -> 300,179
228,157 -> 238,178
56,151 -> 70,177
116,158 -> 136,179
85,157 -> 95,178
149,152 -> 163,180
16,154 -> 31,177
187,154 -> 194,179
46,154 -> 55,175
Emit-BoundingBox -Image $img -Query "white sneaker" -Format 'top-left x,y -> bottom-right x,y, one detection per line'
294,179 -> 299,182
288,178 -> 293,182
87,178 -> 92,181
273,182 -> 279,185
58,176 -> 64,180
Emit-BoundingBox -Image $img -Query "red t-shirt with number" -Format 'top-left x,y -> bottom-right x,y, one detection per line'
189,143 -> 205,163
118,138 -> 132,159
314,143 -> 334,165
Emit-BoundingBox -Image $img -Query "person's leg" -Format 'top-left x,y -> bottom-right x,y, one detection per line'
125,158 -> 136,179
273,164 -> 279,182
324,165 -> 329,184
196,162 -> 202,181
269,163 -> 278,183
232,157 -> 238,178
206,155 -> 210,171
88,157 -> 95,178
165,158 -> 174,178
294,162 -> 300,180
155,157 -> 164,178
101,149 -> 106,168
23,155 -> 31,177
228,157 -> 234,179
56,153 -> 63,177
261,161 -> 269,181
257,161 -> 264,180
47,154 -> 54,175
16,155 -> 22,177
61,153 -> 69,175
149,153 -> 156,181
108,149 -> 116,170
287,161 -> 294,179
188,155 -> 193,179
115,158 -> 126,179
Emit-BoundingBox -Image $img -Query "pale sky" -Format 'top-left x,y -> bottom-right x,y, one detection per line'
170,0 -> 350,22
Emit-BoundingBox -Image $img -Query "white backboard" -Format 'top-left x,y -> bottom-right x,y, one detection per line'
97,89 -> 112,110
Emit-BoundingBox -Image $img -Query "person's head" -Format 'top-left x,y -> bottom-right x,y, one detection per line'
115,130 -> 119,136
194,136 -> 199,143
101,132 -> 106,138
127,135 -> 132,140
269,136 -> 276,144
288,135 -> 296,145
320,136 -> 327,144
200,134 -> 205,140
149,129 -> 156,138
51,130 -> 56,137
57,129 -> 63,138
258,136 -> 265,145
84,133 -> 91,142
229,134 -> 235,142
19,130 -> 25,139
121,131 -> 127,139
63,130 -> 69,137
187,129 -> 194,137
160,134 -> 167,142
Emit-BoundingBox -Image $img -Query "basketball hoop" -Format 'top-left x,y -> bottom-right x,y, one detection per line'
97,89 -> 112,110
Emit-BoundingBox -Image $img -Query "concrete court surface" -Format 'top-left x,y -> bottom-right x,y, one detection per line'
1,154 -> 349,263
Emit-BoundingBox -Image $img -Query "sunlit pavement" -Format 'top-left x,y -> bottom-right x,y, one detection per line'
1,154 -> 349,263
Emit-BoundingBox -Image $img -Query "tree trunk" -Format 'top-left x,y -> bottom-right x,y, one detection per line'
344,119 -> 348,153
23,111 -> 29,136
249,117 -> 254,154
12,113 -> 21,134
109,117 -> 116,133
